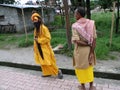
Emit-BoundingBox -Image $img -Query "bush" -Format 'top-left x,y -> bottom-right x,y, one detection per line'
0,12 -> 120,60
109,35 -> 120,52
96,37 -> 110,59
53,15 -> 63,28
91,12 -> 112,35
90,1 -> 98,10
0,35 -> 6,41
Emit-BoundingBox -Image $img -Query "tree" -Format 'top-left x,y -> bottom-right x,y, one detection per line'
63,0 -> 72,49
70,0 -> 85,7
70,0 -> 85,14
0,0 -> 15,4
98,0 -> 114,11
0,0 -> 4,4
45,0 -> 49,5
86,0 -> 91,19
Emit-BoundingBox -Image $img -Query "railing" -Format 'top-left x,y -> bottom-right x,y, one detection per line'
0,24 -> 16,33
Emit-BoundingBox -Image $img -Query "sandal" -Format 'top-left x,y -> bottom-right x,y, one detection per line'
58,70 -> 63,79
41,75 -> 51,77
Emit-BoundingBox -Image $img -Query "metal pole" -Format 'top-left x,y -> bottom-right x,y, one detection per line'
63,0 -> 72,49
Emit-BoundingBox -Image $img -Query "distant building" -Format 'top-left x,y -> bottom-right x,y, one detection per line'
0,4 -> 55,33
25,0 -> 34,5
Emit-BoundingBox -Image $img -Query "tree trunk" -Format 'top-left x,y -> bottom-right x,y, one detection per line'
116,0 -> 120,33
86,0 -> 91,19
63,0 -> 72,49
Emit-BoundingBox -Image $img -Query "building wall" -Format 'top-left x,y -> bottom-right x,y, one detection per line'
16,8 -> 34,33
0,6 -> 18,33
0,6 -> 36,33
0,5 -> 55,33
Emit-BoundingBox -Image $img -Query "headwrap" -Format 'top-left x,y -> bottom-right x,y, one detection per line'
31,13 -> 41,21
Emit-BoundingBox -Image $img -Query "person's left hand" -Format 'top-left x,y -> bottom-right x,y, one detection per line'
34,37 -> 38,42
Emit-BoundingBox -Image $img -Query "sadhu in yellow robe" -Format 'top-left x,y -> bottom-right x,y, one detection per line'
34,24 -> 59,76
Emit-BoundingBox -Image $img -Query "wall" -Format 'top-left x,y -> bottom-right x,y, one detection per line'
0,5 -> 55,33
16,8 -> 34,33
0,6 -> 18,33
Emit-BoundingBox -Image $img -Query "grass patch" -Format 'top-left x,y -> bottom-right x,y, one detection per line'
109,35 -> 120,51
95,37 -> 110,59
0,12 -> 120,60
91,12 -> 112,34
51,38 -> 66,47
51,29 -> 66,47
0,33 -> 34,48
18,39 -> 33,47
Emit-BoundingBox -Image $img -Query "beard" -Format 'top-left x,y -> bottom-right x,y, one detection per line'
34,21 -> 41,31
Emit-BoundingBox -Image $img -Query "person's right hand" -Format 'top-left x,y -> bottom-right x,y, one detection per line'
88,52 -> 94,65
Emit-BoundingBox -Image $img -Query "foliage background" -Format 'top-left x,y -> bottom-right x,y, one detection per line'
0,0 -> 120,60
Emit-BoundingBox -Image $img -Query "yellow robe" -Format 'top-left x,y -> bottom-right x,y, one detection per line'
34,24 -> 59,76
72,25 -> 97,84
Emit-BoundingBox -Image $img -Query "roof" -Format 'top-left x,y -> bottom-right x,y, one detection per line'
0,4 -> 51,9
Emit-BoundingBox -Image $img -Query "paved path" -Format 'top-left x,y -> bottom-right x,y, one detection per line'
0,66 -> 120,90
0,47 -> 120,90
0,47 -> 73,69
0,47 -> 120,73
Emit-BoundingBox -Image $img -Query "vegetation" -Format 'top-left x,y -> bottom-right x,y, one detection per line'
92,12 -> 120,59
0,33 -> 33,49
98,0 -> 115,11
0,12 -> 120,60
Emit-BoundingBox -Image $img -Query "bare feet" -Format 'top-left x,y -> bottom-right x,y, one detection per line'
78,85 -> 86,90
89,86 -> 96,90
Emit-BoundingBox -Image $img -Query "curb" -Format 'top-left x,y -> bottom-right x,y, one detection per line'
0,61 -> 120,80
